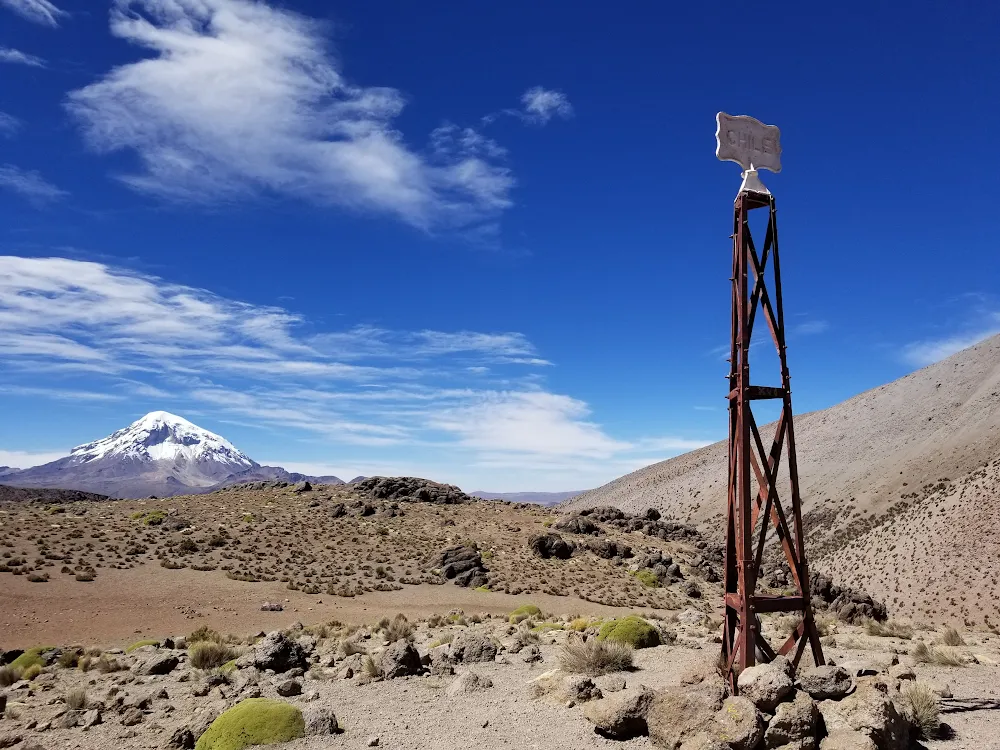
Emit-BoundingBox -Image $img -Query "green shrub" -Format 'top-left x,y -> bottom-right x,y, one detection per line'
130,511 -> 145,520
509,604 -> 542,624
21,664 -> 42,680
631,569 -> 661,588
143,511 -> 166,526
10,647 -> 54,672
597,616 -> 661,649
190,641 -> 237,670
560,637 -> 634,675
194,698 -> 305,750
125,639 -> 160,653
474,585 -> 490,592
530,622 -> 564,633
220,659 -> 238,674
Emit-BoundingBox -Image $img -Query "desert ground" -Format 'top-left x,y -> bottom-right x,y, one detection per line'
2,478 -> 999,749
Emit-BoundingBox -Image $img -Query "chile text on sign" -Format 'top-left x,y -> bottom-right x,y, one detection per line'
715,113 -> 782,173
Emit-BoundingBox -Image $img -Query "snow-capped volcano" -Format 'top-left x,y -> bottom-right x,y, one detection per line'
68,411 -> 254,469
4,411 -> 343,498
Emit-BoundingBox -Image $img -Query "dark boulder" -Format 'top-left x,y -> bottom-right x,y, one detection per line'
528,533 -> 574,560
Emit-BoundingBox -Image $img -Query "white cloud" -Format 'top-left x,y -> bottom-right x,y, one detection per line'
0,47 -> 46,67
0,165 -> 67,205
0,113 -> 19,137
901,324 -> 1000,367
0,0 -> 65,26
66,0 -> 514,231
520,87 -> 573,124
792,320 -> 829,336
0,449 -> 66,469
0,255 -> 708,487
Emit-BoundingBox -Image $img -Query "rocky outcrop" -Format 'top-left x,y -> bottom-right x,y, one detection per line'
352,476 -> 471,504
528,532 -> 575,559
379,641 -> 423,679
810,573 -> 888,624
236,631 -> 308,673
431,546 -> 489,588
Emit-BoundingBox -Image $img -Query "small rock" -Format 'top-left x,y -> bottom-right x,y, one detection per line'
450,632 -> 498,664
121,706 -> 143,726
819,730 -> 877,750
563,675 -> 602,702
597,674 -> 626,693
132,653 -> 179,676
737,660 -> 794,712
260,602 -> 284,612
166,727 -> 195,749
764,690 -> 817,747
379,641 -> 422,679
276,679 -> 302,697
446,671 -> 493,697
81,708 -> 102,729
582,686 -> 655,740
367,736 -> 380,747
302,706 -> 339,736
0,735 -> 23,749
799,665 -> 853,700
705,696 -> 764,750
521,645 -> 542,664
887,664 -> 915,681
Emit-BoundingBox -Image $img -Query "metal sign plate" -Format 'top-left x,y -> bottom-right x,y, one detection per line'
716,113 -> 782,173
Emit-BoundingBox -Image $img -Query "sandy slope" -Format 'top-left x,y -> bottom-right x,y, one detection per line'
565,334 -> 1000,623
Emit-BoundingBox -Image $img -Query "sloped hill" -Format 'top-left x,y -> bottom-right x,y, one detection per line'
564,334 -> 1000,623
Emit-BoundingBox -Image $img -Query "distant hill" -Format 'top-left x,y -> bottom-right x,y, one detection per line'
471,490 -> 587,506
564,333 -> 1000,625
6,411 -> 343,499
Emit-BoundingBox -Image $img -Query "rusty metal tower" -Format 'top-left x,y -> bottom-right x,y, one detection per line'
716,113 -> 824,691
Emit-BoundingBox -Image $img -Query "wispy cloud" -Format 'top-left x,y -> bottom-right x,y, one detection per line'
520,87 -> 573,124
0,113 -> 19,137
0,256 -> 706,485
66,0 -> 515,232
901,322 -> 1000,367
792,319 -> 829,336
0,165 -> 68,205
0,47 -> 46,67
0,0 -> 65,26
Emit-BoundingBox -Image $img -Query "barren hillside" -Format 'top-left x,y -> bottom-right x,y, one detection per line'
565,334 -> 1000,624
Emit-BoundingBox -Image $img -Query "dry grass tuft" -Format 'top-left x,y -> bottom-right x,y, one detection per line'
865,619 -> 913,639
65,687 -> 88,711
362,654 -> 380,678
189,641 -> 237,670
910,641 -> 965,666
939,626 -> 965,646
0,665 -> 20,687
900,682 -> 940,738
559,636 -> 634,676
382,613 -> 414,643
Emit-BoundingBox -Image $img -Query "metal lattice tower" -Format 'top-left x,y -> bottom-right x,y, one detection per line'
721,187 -> 825,692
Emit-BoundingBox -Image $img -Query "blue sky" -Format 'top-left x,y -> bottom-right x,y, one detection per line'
0,0 -> 998,491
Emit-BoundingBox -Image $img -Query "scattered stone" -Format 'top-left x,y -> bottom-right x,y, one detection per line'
292,480 -> 312,492
553,514 -> 600,535
450,632 -> 498,663
367,736 -> 380,747
528,532 -> 574,559
764,690 -> 817,748
819,730 -> 877,750
238,631 -> 307,673
597,675 -> 626,693
0,734 -> 23,749
260,602 -> 283,612
354,476 -> 471,504
302,706 -> 339,736
799,665 -> 853,700
583,686 -> 656,740
121,706 -> 143,726
379,641 -> 422,679
132,653 -> 179,676
275,679 -> 302,697
817,683 -> 909,750
705,696 -> 764,750
521,645 -> 542,664
887,664 -> 915,681
563,676 -> 602,703
646,682 -> 724,749
81,708 -> 102,729
737,660 -> 794,712
446,671 -> 493,697
166,727 -> 195,749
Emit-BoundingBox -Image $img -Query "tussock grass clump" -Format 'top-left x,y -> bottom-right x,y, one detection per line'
21,664 -> 42,681
95,654 -> 122,673
911,641 -> 965,667
58,649 -> 81,669
188,626 -> 223,644
380,613 -> 414,643
630,569 -> 660,588
10,647 -> 53,672
900,682 -> 940,739
65,687 -> 88,711
361,654 -> 380,678
0,665 -> 20,687
939,626 -> 965,646
190,641 -> 237,670
426,614 -> 444,628
509,604 -> 542,624
865,619 -> 913,639
429,633 -> 454,648
339,639 -> 367,657
560,637 -> 634,676
598,616 -> 661,649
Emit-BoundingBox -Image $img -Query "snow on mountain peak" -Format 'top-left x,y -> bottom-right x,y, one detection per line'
69,411 -> 256,468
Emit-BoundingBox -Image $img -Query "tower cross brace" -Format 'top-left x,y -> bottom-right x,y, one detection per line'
722,189 -> 825,692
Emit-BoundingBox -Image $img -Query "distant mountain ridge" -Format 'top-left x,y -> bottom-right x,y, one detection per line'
471,490 -> 587,506
5,411 -> 344,498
